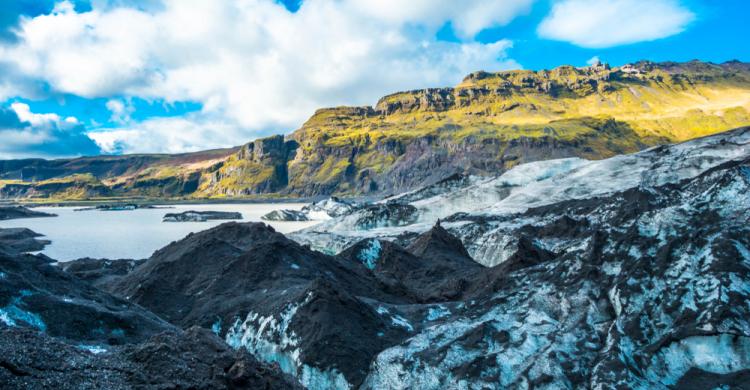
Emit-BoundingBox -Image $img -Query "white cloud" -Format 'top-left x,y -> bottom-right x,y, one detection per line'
0,0 -> 529,154
586,56 -> 601,66
88,114 -> 250,154
0,103 -> 100,159
347,0 -> 533,38
537,0 -> 694,48
105,98 -> 134,124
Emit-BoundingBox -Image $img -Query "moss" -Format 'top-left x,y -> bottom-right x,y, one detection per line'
312,157 -> 351,184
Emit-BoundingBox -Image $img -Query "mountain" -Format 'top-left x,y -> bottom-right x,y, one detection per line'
2,60 -> 750,200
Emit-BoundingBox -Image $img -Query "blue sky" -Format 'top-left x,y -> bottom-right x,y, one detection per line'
0,0 -> 747,158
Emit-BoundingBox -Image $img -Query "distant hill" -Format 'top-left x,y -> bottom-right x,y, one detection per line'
2,60 -> 750,201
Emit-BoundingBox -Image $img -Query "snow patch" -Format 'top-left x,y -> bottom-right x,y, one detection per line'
0,292 -> 46,331
426,306 -> 451,321
645,334 -> 750,386
78,345 -> 108,354
391,315 -> 413,331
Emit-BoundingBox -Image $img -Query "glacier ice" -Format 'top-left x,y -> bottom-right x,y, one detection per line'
357,239 -> 381,270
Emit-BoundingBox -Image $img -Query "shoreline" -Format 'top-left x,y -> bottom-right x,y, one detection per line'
1,193 -> 384,208
0,196 -> 325,208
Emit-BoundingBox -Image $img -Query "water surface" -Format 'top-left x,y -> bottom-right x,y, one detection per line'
0,203 -> 318,261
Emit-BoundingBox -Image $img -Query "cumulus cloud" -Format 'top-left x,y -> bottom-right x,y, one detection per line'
88,114 -> 250,154
537,0 -> 694,48
0,0 -> 528,154
347,0 -> 534,38
0,103 -> 101,159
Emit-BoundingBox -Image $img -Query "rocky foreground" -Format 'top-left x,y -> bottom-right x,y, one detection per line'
0,228 -> 300,389
1,128 -> 750,389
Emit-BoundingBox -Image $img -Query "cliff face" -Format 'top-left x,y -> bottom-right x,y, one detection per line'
197,135 -> 299,196
269,60 -> 750,196
2,60 -> 750,200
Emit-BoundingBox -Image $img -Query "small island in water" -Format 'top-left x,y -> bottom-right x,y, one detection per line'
162,210 -> 243,222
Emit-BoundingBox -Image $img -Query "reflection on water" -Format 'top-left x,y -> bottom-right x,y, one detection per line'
0,203 -> 318,261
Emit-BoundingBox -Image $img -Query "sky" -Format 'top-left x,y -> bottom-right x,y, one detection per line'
0,0 -> 747,159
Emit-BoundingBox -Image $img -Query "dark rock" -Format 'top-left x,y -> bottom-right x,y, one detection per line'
352,203 -> 418,230
105,222 -> 401,388
0,206 -> 56,220
0,228 -> 50,254
406,220 -> 475,263
59,258 -> 145,288
0,246 -> 173,345
123,326 -> 302,389
338,223 -> 511,303
0,324 -> 301,389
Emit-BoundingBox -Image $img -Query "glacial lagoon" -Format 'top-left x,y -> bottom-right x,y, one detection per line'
0,203 -> 318,261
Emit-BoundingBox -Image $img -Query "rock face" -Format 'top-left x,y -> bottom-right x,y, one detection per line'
199,135 -> 299,196
163,210 -> 242,222
0,206 -> 56,220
